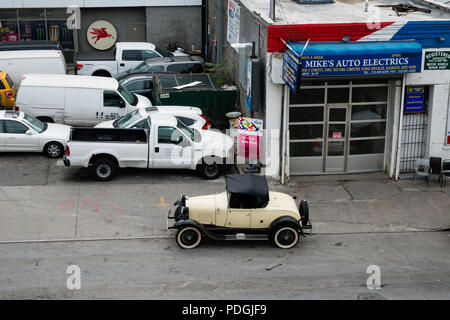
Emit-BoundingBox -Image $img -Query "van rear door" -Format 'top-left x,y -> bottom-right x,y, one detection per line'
64,88 -> 101,126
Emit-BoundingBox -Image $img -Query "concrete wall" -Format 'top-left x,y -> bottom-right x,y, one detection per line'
145,6 -> 202,53
78,7 -> 146,53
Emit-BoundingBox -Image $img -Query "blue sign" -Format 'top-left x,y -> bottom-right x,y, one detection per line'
299,52 -> 422,77
405,86 -> 425,113
282,49 -> 300,94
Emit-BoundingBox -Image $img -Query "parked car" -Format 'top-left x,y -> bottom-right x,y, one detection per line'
167,174 -> 312,249
0,50 -> 66,86
0,72 -> 17,109
95,106 -> 211,131
0,110 -> 70,158
63,113 -> 234,181
76,42 -> 187,77
116,56 -> 205,80
15,74 -> 152,126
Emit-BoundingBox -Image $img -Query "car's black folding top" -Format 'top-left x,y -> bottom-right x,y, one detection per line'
225,174 -> 269,205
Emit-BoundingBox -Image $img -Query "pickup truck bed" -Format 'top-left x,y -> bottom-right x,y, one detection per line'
76,51 -> 115,61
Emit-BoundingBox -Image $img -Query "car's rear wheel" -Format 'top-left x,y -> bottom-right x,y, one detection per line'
176,226 -> 202,249
44,142 -> 64,158
272,225 -> 299,249
92,158 -> 117,181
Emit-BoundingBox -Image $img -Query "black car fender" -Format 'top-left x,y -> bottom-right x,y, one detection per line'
269,216 -> 305,237
169,219 -> 222,240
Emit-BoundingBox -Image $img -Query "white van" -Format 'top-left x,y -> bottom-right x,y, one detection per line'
0,50 -> 66,86
16,74 -> 152,127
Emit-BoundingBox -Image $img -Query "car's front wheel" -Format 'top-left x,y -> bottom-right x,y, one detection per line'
271,225 -> 299,249
44,142 -> 64,158
176,226 -> 202,249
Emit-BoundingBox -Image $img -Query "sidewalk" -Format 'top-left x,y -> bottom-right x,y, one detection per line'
269,172 -> 450,234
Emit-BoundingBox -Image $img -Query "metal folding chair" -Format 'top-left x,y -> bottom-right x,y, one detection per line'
441,159 -> 450,188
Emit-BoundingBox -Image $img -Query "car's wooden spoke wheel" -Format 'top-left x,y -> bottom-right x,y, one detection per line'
176,227 -> 202,249
273,226 -> 299,249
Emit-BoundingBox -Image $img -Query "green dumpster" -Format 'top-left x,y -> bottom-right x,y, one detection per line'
153,73 -> 238,130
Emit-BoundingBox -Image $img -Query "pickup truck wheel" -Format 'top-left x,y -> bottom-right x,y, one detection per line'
271,225 -> 299,249
44,142 -> 63,158
198,161 -> 222,179
92,159 -> 116,181
176,227 -> 202,249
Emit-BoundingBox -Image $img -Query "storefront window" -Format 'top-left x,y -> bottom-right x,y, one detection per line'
290,124 -> 323,140
290,88 -> 324,104
0,21 -> 18,41
18,9 -> 45,20
19,21 -> 46,40
327,88 -> 349,103
351,122 -> 386,138
351,104 -> 387,120
349,139 -> 385,155
289,107 -> 324,122
47,21 -> 73,49
352,86 -> 388,102
290,142 -> 323,157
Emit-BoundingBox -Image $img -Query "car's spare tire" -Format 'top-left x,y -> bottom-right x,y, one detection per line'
176,226 -> 202,249
271,225 -> 299,249
299,199 -> 309,227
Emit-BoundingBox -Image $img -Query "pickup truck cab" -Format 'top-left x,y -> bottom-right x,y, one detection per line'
63,113 -> 234,181
76,42 -> 187,77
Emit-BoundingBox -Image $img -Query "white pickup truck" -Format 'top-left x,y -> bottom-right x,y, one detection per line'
63,113 -> 234,181
76,42 -> 187,77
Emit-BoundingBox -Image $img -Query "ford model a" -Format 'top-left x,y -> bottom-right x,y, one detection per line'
167,174 -> 311,249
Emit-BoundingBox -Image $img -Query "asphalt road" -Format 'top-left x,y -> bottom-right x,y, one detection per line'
0,152 -> 449,299
0,231 -> 449,299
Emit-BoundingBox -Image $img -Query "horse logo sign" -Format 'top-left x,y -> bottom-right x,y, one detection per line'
87,20 -> 117,50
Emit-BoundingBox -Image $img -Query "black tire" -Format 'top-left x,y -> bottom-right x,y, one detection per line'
271,225 -> 299,249
175,226 -> 202,249
198,158 -> 222,180
44,142 -> 64,158
93,70 -> 111,77
299,200 -> 309,227
91,158 -> 117,181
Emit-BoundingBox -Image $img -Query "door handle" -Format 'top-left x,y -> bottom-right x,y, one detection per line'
120,63 -> 125,66
96,112 -> 99,118
155,147 -> 159,153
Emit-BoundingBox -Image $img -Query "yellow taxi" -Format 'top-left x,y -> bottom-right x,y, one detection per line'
0,71 -> 17,109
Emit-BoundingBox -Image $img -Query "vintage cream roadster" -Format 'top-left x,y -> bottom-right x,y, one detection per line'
167,174 -> 311,249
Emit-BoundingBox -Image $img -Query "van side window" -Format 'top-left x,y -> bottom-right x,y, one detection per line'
4,120 -> 28,134
0,80 -> 5,90
158,126 -> 183,144
104,91 -> 125,108
0,120 -> 4,133
122,50 -> 140,61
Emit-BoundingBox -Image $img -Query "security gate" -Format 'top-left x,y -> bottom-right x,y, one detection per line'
399,113 -> 428,173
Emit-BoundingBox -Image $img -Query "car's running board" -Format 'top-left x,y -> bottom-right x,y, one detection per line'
223,233 -> 268,241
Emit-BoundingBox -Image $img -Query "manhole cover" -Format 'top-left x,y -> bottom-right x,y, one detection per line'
357,293 -> 385,300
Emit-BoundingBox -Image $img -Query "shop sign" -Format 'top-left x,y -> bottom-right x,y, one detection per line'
227,0 -> 240,47
424,51 -> 450,70
300,52 -> 421,77
87,20 -> 117,50
405,86 -> 424,113
234,117 -> 263,160
282,48 -> 301,94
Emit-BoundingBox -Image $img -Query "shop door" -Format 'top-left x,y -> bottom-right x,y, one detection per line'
325,104 -> 349,172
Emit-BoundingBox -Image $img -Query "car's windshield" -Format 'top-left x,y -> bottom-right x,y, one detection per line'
130,61 -> 150,73
118,84 -> 137,105
114,109 -> 144,128
22,114 -> 47,133
177,119 -> 194,141
155,46 -> 172,57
